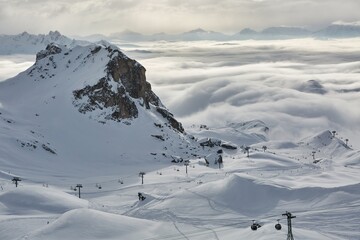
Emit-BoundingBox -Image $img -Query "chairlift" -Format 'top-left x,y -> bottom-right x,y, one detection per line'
251,220 -> 261,231
275,219 -> 282,230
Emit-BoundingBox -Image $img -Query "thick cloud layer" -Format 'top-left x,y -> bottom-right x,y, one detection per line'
0,55 -> 34,82
0,0 -> 360,35
121,39 -> 360,147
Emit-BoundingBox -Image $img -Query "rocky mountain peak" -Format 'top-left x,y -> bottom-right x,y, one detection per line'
105,46 -> 160,109
48,30 -> 62,39
68,44 -> 183,132
35,43 -> 63,61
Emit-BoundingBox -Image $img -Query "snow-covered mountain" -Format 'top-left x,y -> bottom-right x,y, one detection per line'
105,24 -> 360,42
235,28 -> 259,39
109,28 -> 229,42
0,31 -> 89,55
234,27 -> 311,40
109,30 -> 147,42
314,23 -> 360,38
0,42 -> 205,181
179,28 -> 229,41
261,27 -> 311,38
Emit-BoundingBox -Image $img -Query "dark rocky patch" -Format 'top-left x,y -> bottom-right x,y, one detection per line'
156,107 -> 184,133
151,135 -> 165,141
36,44 -> 62,61
42,144 -> 56,154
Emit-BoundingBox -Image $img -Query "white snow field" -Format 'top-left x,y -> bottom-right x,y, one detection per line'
0,34 -> 359,239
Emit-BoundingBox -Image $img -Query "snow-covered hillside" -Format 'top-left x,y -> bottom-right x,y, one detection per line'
0,125 -> 358,239
0,42 -> 205,182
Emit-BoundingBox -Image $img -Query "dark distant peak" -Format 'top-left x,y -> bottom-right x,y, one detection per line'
314,24 -> 360,38
20,31 -> 30,36
120,29 -> 142,35
239,28 -> 258,34
48,30 -> 62,40
186,28 -> 207,34
262,27 -> 310,35
297,79 -> 327,95
44,31 -> 65,42
153,32 -> 166,35
109,30 -> 144,40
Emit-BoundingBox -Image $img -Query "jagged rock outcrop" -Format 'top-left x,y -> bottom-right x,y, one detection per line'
106,47 -> 161,109
73,77 -> 139,120
70,44 -> 183,132
156,107 -> 184,133
28,42 -> 184,132
36,44 -> 62,61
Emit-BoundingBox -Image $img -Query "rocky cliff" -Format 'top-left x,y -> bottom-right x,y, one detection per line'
34,43 -> 183,132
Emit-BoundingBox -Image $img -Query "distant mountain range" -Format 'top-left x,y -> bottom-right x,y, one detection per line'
0,31 -> 89,54
1,23 -> 360,55
105,23 -> 360,41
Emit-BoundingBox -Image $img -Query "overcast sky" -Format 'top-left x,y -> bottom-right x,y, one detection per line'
0,0 -> 360,36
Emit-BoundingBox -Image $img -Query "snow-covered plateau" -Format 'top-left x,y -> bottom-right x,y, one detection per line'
0,32 -> 359,240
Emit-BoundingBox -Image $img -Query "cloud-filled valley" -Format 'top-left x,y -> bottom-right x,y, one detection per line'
0,55 -> 34,82
118,39 -> 360,147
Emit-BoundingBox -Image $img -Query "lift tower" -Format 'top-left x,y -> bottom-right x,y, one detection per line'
282,211 -> 296,240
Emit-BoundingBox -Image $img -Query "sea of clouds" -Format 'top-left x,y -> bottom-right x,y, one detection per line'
119,39 -> 360,147
1,39 -> 359,148
0,54 -> 34,82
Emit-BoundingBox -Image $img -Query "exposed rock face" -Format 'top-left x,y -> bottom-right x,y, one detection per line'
106,47 -> 161,109
156,107 -> 184,133
73,78 -> 138,120
36,44 -> 62,61
70,44 -> 184,132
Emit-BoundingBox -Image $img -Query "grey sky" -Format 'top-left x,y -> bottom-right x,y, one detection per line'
0,0 -> 360,35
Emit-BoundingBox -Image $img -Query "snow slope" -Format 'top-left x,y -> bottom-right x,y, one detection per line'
23,209 -> 181,240
0,185 -> 88,215
0,42 -> 206,183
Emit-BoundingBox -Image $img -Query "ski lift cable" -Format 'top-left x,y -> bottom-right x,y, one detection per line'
140,202 -> 360,240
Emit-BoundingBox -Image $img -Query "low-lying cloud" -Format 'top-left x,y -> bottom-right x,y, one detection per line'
121,39 -> 360,148
0,55 -> 34,82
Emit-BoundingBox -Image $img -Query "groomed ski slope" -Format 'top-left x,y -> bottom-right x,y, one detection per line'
0,128 -> 359,240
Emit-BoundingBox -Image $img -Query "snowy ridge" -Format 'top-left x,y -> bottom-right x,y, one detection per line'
0,31 -> 89,55
299,130 -> 350,159
105,23 -> 360,42
0,186 -> 88,215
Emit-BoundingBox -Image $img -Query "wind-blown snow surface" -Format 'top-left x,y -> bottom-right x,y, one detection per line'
0,38 -> 359,239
